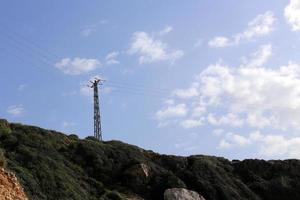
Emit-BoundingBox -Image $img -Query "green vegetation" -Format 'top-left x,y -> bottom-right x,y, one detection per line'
0,119 -> 300,200
0,119 -> 11,135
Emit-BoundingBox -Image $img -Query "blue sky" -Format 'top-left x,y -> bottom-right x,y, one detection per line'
1,0 -> 300,160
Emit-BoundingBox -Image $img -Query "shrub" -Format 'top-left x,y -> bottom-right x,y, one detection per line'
0,119 -> 11,135
0,148 -> 6,167
101,191 -> 124,200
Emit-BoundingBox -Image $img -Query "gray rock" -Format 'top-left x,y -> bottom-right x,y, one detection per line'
164,188 -> 206,200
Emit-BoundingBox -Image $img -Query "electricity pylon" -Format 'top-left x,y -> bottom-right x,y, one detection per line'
90,78 -> 105,141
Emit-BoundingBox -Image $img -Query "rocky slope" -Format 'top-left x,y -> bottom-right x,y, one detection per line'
0,167 -> 28,200
0,119 -> 300,200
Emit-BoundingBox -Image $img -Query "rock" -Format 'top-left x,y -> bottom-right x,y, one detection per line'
0,167 -> 28,200
164,188 -> 205,200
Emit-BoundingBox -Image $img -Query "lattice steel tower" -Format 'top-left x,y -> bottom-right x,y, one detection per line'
90,78 -> 104,141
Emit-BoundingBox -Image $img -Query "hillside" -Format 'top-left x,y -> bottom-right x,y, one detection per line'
0,119 -> 300,200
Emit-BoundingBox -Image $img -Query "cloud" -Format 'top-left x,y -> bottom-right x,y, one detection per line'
156,44 -> 300,132
62,121 -> 75,128
173,83 -> 199,99
127,31 -> 184,64
208,37 -> 231,48
199,61 -> 300,130
155,103 -> 187,121
208,11 -> 276,48
213,129 -> 224,136
80,84 -> 93,97
242,44 -> 273,67
218,139 -> 231,149
80,20 -> 108,37
259,134 -> 300,158
81,29 -> 94,37
180,119 -> 204,129
7,105 -> 24,116
55,57 -> 101,75
18,84 -> 28,91
105,51 -> 120,65
285,0 -> 300,31
218,133 -> 251,149
158,26 -> 173,36
207,113 -> 244,127
218,131 -> 300,158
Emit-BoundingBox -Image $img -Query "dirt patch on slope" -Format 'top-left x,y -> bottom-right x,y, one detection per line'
0,168 -> 28,200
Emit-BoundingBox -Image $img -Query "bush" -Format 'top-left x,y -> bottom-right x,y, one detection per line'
68,134 -> 79,140
0,119 -> 11,135
85,136 -> 99,142
0,148 -> 6,167
101,191 -> 124,200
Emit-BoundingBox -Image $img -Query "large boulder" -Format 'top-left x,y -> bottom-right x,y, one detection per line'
164,188 -> 205,200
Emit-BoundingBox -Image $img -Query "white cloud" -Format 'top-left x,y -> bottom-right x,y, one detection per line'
260,135 -> 300,158
218,139 -> 231,149
80,20 -> 108,37
242,44 -> 273,67
55,57 -> 101,75
218,131 -> 300,158
7,105 -> 24,116
159,26 -> 173,36
230,133 -> 251,146
208,37 -> 231,48
218,132 -> 251,149
173,85 -> 199,99
105,51 -> 120,65
81,29 -> 94,37
246,112 -> 273,128
156,44 -> 300,133
285,0 -> 300,31
127,31 -> 184,64
198,61 -> 300,130
62,121 -> 75,128
180,119 -> 204,129
80,83 -> 93,97
213,129 -> 224,136
207,113 -> 244,127
18,84 -> 28,91
155,103 -> 187,121
208,11 -> 276,48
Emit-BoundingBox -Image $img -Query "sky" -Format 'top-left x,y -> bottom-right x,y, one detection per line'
1,0 -> 300,160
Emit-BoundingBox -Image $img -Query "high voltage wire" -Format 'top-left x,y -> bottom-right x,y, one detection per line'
0,38 -> 53,73
105,82 -> 171,96
0,22 -> 58,74
0,21 -> 177,98
0,33 -> 54,68
104,86 -> 170,98
0,23 -> 60,61
107,81 -> 172,93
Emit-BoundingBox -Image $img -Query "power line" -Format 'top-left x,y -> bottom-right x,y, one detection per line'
105,83 -> 171,97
